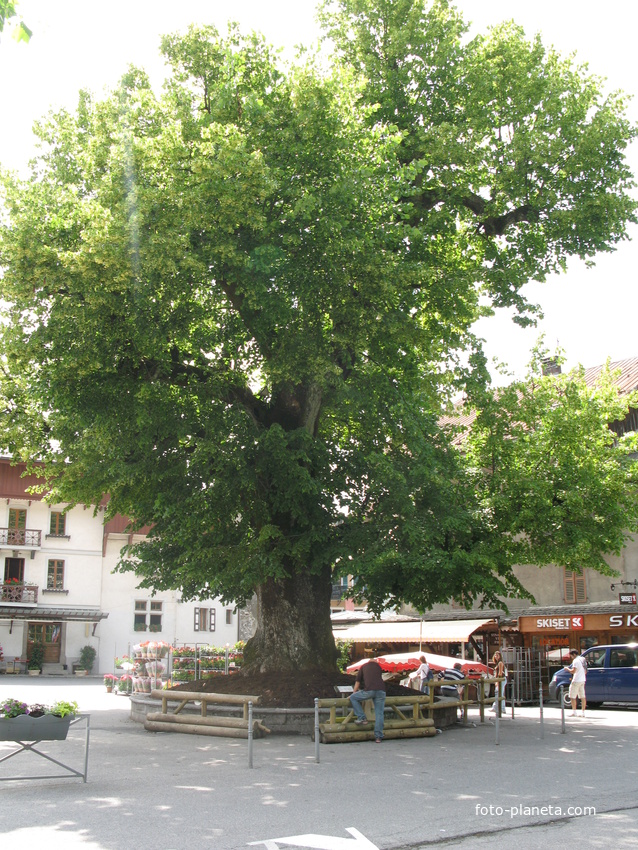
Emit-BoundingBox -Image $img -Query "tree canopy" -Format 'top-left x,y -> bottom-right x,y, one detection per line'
0,1 -> 637,671
0,0 -> 31,43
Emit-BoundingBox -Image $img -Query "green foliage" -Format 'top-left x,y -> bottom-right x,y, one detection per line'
78,645 -> 97,673
0,6 -> 636,663
0,0 -> 31,42
461,351 -> 638,577
28,641 -> 44,670
50,700 -> 78,717
336,640 -> 353,673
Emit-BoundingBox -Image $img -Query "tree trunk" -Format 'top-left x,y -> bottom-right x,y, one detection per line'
243,565 -> 338,673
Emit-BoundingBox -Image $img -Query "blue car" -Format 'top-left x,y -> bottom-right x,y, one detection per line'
549,644 -> 638,708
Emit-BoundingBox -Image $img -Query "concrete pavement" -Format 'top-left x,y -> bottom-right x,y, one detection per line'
1,677 -> 637,850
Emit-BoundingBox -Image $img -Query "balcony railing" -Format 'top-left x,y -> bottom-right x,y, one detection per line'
0,582 -> 39,603
0,528 -> 42,547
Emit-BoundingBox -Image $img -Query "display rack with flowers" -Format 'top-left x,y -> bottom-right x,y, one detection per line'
130,641 -> 171,691
168,643 -> 244,684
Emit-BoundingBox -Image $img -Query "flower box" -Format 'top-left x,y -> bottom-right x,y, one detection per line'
0,714 -> 74,741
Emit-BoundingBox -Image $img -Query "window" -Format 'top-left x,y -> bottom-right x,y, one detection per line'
226,608 -> 233,625
134,600 -> 147,631
149,600 -> 163,632
610,648 -> 637,668
47,559 -> 65,590
564,569 -> 586,604
49,512 -> 67,536
586,648 -> 607,668
8,508 -> 26,530
194,607 -> 216,632
7,508 -> 26,544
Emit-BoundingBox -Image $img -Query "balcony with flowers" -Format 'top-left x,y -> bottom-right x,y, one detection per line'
1,579 -> 38,603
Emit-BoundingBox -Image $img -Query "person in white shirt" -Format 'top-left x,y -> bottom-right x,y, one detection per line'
567,649 -> 587,717
412,654 -> 431,694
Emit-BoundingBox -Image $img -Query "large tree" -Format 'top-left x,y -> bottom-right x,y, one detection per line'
0,2 -> 637,673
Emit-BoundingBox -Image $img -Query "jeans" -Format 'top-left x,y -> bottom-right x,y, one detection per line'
350,689 -> 386,739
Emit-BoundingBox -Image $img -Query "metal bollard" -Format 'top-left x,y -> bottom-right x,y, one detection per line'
560,685 -> 566,733
539,679 -> 544,739
248,701 -> 254,769
315,698 -> 320,763
495,700 -> 500,745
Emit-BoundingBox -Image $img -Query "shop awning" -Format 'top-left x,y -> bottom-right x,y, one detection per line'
0,606 -> 108,623
333,618 -> 496,644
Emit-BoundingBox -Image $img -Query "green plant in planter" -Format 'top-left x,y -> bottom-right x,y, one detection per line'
28,641 -> 44,671
78,645 -> 96,673
50,700 -> 78,717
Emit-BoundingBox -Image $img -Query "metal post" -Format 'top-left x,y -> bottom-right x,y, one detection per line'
83,714 -> 91,782
314,698 -> 320,763
248,701 -> 254,769
510,679 -> 514,720
225,644 -> 229,675
539,679 -> 544,739
495,700 -> 500,745
560,685 -> 566,734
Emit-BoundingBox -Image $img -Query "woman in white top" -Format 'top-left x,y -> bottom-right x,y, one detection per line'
413,654 -> 431,694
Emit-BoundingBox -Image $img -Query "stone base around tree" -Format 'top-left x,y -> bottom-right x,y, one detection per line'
129,694 -> 459,735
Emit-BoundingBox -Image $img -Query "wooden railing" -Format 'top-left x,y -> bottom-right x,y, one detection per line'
0,528 -> 41,546
144,689 -> 270,738
0,583 -> 39,603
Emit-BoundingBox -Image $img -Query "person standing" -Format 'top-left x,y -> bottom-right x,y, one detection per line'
412,654 -> 432,694
567,649 -> 587,717
490,651 -> 507,715
350,659 -> 387,743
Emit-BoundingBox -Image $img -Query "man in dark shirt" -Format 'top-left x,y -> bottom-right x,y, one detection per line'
350,659 -> 386,742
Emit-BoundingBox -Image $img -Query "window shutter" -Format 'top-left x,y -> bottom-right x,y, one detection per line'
564,569 -> 587,604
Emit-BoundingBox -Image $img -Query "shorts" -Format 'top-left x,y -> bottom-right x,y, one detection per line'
569,681 -> 586,700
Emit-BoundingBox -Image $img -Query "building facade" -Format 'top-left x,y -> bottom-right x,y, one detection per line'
0,459 -> 240,674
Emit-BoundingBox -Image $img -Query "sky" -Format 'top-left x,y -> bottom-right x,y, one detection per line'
1,0 -> 637,382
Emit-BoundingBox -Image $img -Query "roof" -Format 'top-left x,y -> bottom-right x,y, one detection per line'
518,602 -> 638,618
583,357 -> 638,396
333,617 -> 497,644
442,356 -> 638,441
0,606 -> 108,622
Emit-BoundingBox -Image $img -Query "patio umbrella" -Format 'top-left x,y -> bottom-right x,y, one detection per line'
346,651 -> 492,677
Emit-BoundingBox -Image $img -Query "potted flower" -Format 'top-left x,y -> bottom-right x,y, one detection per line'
78,645 -> 96,674
116,674 -> 132,694
103,673 -> 118,693
0,698 -> 78,741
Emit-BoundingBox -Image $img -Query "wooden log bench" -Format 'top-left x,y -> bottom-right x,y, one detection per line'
316,676 -> 506,742
144,690 -> 270,738
317,695 -> 437,743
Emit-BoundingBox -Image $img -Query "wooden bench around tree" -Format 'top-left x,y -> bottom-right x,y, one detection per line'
317,676 -> 506,742
317,695 -> 437,743
144,689 -> 270,738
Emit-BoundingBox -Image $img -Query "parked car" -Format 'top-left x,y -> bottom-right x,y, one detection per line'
549,644 -> 638,708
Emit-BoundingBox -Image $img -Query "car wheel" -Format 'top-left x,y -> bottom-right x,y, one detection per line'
560,689 -> 572,709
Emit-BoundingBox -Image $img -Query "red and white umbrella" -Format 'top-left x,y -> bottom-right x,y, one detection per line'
346,650 -> 492,678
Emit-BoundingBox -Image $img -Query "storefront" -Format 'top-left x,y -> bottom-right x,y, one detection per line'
333,617 -> 499,664
518,607 -> 638,654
